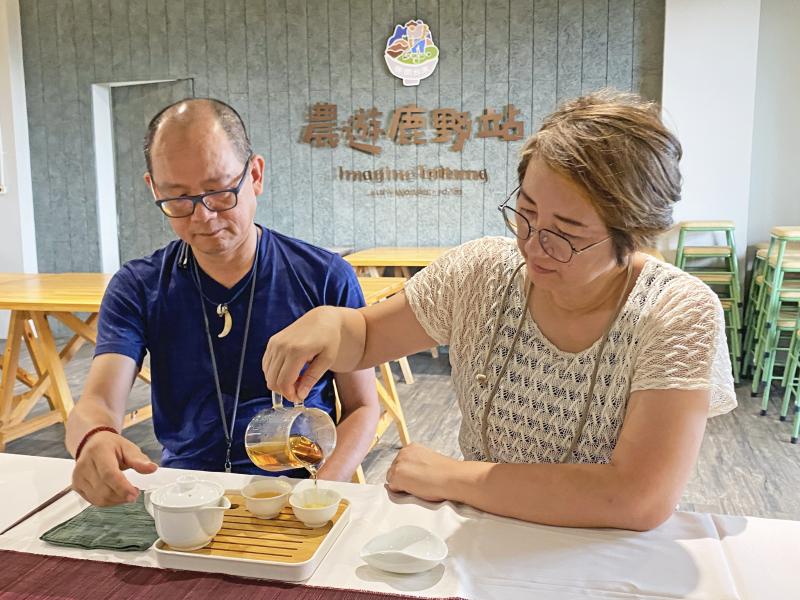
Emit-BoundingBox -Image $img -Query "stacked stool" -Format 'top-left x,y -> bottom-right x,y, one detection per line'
781,319 -> 800,442
741,241 -> 770,375
746,227 -> 800,423
675,221 -> 742,382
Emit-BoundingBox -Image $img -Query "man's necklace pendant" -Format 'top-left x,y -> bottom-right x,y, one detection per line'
216,304 -> 232,338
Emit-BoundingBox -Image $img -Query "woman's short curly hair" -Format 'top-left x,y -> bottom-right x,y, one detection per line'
518,89 -> 682,263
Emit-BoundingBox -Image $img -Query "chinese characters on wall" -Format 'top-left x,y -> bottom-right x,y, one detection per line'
301,103 -> 525,155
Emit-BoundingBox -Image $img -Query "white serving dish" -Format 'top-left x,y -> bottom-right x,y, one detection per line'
360,525 -> 448,574
153,500 -> 350,582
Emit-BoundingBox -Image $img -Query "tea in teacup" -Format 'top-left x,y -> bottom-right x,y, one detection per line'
241,479 -> 292,519
251,491 -> 283,499
290,487 -> 342,528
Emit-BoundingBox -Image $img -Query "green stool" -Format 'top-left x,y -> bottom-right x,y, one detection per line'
780,314 -> 800,430
742,242 -> 800,376
750,227 -> 800,415
721,300 -> 742,383
741,247 -> 767,377
675,221 -> 740,283
744,243 -> 769,331
675,221 -> 742,382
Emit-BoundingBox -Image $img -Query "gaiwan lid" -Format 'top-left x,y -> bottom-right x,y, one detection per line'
150,476 -> 224,509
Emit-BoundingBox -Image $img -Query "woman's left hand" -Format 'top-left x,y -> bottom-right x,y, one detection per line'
385,443 -> 458,502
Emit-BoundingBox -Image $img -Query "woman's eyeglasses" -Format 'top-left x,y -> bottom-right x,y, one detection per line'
498,185 -> 610,263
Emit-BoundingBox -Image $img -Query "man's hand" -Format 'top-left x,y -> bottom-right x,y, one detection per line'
71,431 -> 157,507
385,443 -> 457,503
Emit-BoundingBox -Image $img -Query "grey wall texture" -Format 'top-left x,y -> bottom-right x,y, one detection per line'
20,0 -> 664,271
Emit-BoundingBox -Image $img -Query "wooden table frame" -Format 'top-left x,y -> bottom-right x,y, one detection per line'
349,277 -> 411,483
347,247 -> 451,369
345,247 -> 451,278
0,274 -> 150,451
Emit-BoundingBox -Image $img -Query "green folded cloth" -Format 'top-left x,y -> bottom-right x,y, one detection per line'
40,494 -> 158,552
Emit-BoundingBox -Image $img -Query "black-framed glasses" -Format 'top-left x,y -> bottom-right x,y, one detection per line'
498,185 -> 610,263
153,154 -> 253,218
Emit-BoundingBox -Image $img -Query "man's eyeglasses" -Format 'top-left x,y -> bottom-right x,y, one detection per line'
498,185 -> 610,263
153,155 -> 253,218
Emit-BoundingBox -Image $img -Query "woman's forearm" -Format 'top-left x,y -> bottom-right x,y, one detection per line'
445,460 -> 674,531
312,306 -> 368,372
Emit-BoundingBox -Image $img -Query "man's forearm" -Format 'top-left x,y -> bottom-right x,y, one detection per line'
65,397 -> 124,456
65,353 -> 138,455
317,403 -> 380,482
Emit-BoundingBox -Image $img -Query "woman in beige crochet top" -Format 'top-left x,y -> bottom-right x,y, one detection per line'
263,90 -> 736,531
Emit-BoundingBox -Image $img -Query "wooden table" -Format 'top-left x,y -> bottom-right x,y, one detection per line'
0,274 -> 38,285
0,273 -> 151,451
357,276 -> 406,304
0,273 -> 408,462
349,248 -> 450,369
345,247 -> 451,277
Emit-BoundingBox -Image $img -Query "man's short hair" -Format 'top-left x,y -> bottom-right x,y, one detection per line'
143,98 -> 252,175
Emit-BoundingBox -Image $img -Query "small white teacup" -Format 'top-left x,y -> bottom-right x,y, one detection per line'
241,479 -> 292,519
289,487 -> 341,528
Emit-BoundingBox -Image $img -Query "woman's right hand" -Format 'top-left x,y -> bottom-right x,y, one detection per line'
263,306 -> 347,403
71,431 -> 157,506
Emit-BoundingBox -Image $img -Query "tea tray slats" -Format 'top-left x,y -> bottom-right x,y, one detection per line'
153,492 -> 351,581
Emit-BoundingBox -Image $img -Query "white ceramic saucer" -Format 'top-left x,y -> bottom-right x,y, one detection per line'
360,525 -> 448,574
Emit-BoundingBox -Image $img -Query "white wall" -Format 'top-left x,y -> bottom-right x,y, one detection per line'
0,0 -> 38,335
661,0 -> 762,260
747,0 -> 800,245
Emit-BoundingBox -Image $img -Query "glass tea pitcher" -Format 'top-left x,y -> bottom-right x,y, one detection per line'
244,392 -> 336,474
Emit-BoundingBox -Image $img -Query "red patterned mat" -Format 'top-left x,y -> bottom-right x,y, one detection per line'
0,550 -> 464,600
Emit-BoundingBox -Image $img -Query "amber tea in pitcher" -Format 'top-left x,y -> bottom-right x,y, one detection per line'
246,434 -> 324,471
244,393 -> 336,474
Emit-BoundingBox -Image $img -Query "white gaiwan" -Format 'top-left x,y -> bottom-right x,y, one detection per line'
144,475 -> 230,550
360,525 -> 448,574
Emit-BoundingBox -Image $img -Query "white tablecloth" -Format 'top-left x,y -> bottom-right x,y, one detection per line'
0,454 -> 792,599
0,453 -> 72,531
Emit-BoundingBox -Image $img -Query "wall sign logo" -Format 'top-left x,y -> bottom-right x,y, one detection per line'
384,19 -> 439,86
301,103 -> 524,155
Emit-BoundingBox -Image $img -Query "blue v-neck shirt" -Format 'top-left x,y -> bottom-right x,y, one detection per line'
95,225 -> 365,475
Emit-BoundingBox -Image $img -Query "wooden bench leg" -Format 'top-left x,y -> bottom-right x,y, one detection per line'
351,465 -> 366,484
396,356 -> 414,385
378,363 -> 411,446
1,311 -> 25,429
30,312 -> 75,421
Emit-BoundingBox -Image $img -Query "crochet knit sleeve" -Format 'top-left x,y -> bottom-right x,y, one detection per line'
630,275 -> 737,417
404,238 -> 502,346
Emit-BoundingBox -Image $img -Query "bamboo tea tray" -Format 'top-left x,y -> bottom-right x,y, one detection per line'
153,492 -> 351,581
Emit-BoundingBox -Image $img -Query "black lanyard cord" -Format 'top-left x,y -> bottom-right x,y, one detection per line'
190,244 -> 259,472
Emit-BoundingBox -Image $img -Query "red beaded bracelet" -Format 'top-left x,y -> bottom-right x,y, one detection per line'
75,426 -> 118,461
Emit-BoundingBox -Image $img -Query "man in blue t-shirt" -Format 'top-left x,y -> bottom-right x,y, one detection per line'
66,98 -> 379,506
